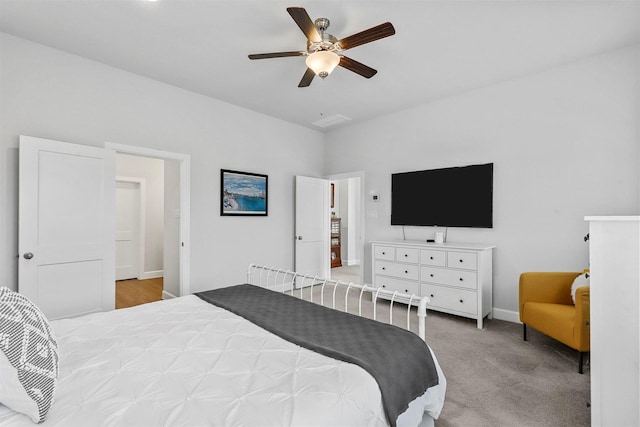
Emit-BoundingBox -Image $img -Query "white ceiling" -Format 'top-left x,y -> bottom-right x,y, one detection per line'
1,0 -> 638,131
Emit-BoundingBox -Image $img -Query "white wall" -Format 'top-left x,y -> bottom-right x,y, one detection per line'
116,153 -> 165,277
324,46 -> 640,317
0,33 -> 324,293
347,177 -> 361,264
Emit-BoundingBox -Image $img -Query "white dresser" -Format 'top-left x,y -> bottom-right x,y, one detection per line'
371,240 -> 495,329
586,216 -> 639,427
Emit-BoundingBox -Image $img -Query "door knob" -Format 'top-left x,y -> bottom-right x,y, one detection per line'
23,252 -> 34,260
296,236 -> 302,240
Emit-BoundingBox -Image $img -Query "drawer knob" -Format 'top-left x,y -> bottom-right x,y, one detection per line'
430,294 -> 434,298
459,277 -> 464,281
404,270 -> 408,274
382,285 -> 386,288
430,274 -> 434,277
459,299 -> 464,303
404,254 -> 408,257
459,259 -> 463,263
382,252 -> 386,255
405,289 -> 408,293
430,256 -> 434,260
382,267 -> 386,270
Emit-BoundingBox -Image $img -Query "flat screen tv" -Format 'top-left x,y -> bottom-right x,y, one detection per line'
391,163 -> 493,228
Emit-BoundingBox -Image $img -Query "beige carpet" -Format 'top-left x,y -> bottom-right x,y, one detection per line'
306,284 -> 590,427
428,312 -> 590,427
331,264 -> 361,283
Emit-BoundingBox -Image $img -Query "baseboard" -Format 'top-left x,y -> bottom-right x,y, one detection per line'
344,259 -> 360,266
139,270 -> 164,280
162,290 -> 177,300
492,308 -> 521,324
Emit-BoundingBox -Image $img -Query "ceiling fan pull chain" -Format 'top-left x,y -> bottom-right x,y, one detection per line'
320,79 -> 325,117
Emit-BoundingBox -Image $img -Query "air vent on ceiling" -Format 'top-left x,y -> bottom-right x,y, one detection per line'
312,114 -> 351,128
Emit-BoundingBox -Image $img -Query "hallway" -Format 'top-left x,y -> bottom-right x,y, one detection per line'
116,278 -> 163,309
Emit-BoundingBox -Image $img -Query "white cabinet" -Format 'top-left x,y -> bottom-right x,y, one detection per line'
586,216 -> 639,427
371,241 -> 494,329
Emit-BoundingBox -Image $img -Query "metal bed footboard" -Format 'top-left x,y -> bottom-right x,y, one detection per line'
247,264 -> 429,342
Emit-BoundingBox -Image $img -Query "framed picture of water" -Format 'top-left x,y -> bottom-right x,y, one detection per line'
221,169 -> 268,216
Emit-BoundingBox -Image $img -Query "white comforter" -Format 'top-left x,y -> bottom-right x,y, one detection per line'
0,295 -> 445,426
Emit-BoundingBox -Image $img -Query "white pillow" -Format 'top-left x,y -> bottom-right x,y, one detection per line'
571,273 -> 590,304
0,287 -> 58,423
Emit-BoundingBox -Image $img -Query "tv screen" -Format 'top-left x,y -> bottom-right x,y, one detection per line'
391,163 -> 493,228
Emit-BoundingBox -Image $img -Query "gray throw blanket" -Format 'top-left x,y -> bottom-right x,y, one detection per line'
196,284 -> 439,426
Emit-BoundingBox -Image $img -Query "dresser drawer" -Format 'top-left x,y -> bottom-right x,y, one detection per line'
422,284 -> 477,315
447,251 -> 477,270
374,245 -> 395,261
421,266 -> 477,290
420,249 -> 446,267
396,247 -> 419,263
374,275 -> 420,295
375,261 -> 420,281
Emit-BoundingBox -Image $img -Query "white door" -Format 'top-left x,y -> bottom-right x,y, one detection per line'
115,180 -> 141,280
295,176 -> 330,282
19,135 -> 115,320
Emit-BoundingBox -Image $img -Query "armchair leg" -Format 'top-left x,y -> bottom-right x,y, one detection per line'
579,352 -> 587,374
523,323 -> 527,341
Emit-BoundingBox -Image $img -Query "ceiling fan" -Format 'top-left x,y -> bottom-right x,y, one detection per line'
248,7 -> 395,87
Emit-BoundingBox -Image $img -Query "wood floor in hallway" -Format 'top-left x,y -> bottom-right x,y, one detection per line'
116,277 -> 163,309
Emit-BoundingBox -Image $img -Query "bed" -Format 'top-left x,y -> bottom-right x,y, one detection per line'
0,265 -> 446,426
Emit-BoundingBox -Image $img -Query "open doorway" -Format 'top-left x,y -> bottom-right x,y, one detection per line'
326,171 -> 365,285
115,154 -> 174,308
106,142 -> 190,309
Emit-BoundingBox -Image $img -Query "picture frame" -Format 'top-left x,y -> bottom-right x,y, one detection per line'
221,169 -> 268,216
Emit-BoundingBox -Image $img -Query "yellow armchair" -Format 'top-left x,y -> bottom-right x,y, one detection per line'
519,272 -> 590,373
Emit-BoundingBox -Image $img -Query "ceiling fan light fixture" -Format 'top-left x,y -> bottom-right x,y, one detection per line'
249,8 -> 395,87
305,51 -> 340,78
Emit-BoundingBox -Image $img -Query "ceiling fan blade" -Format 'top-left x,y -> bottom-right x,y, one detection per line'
298,68 -> 316,87
287,7 -> 322,43
337,22 -> 395,51
248,51 -> 305,60
339,56 -> 377,78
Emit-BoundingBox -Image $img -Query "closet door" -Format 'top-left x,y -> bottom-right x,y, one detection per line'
19,135 -> 115,319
